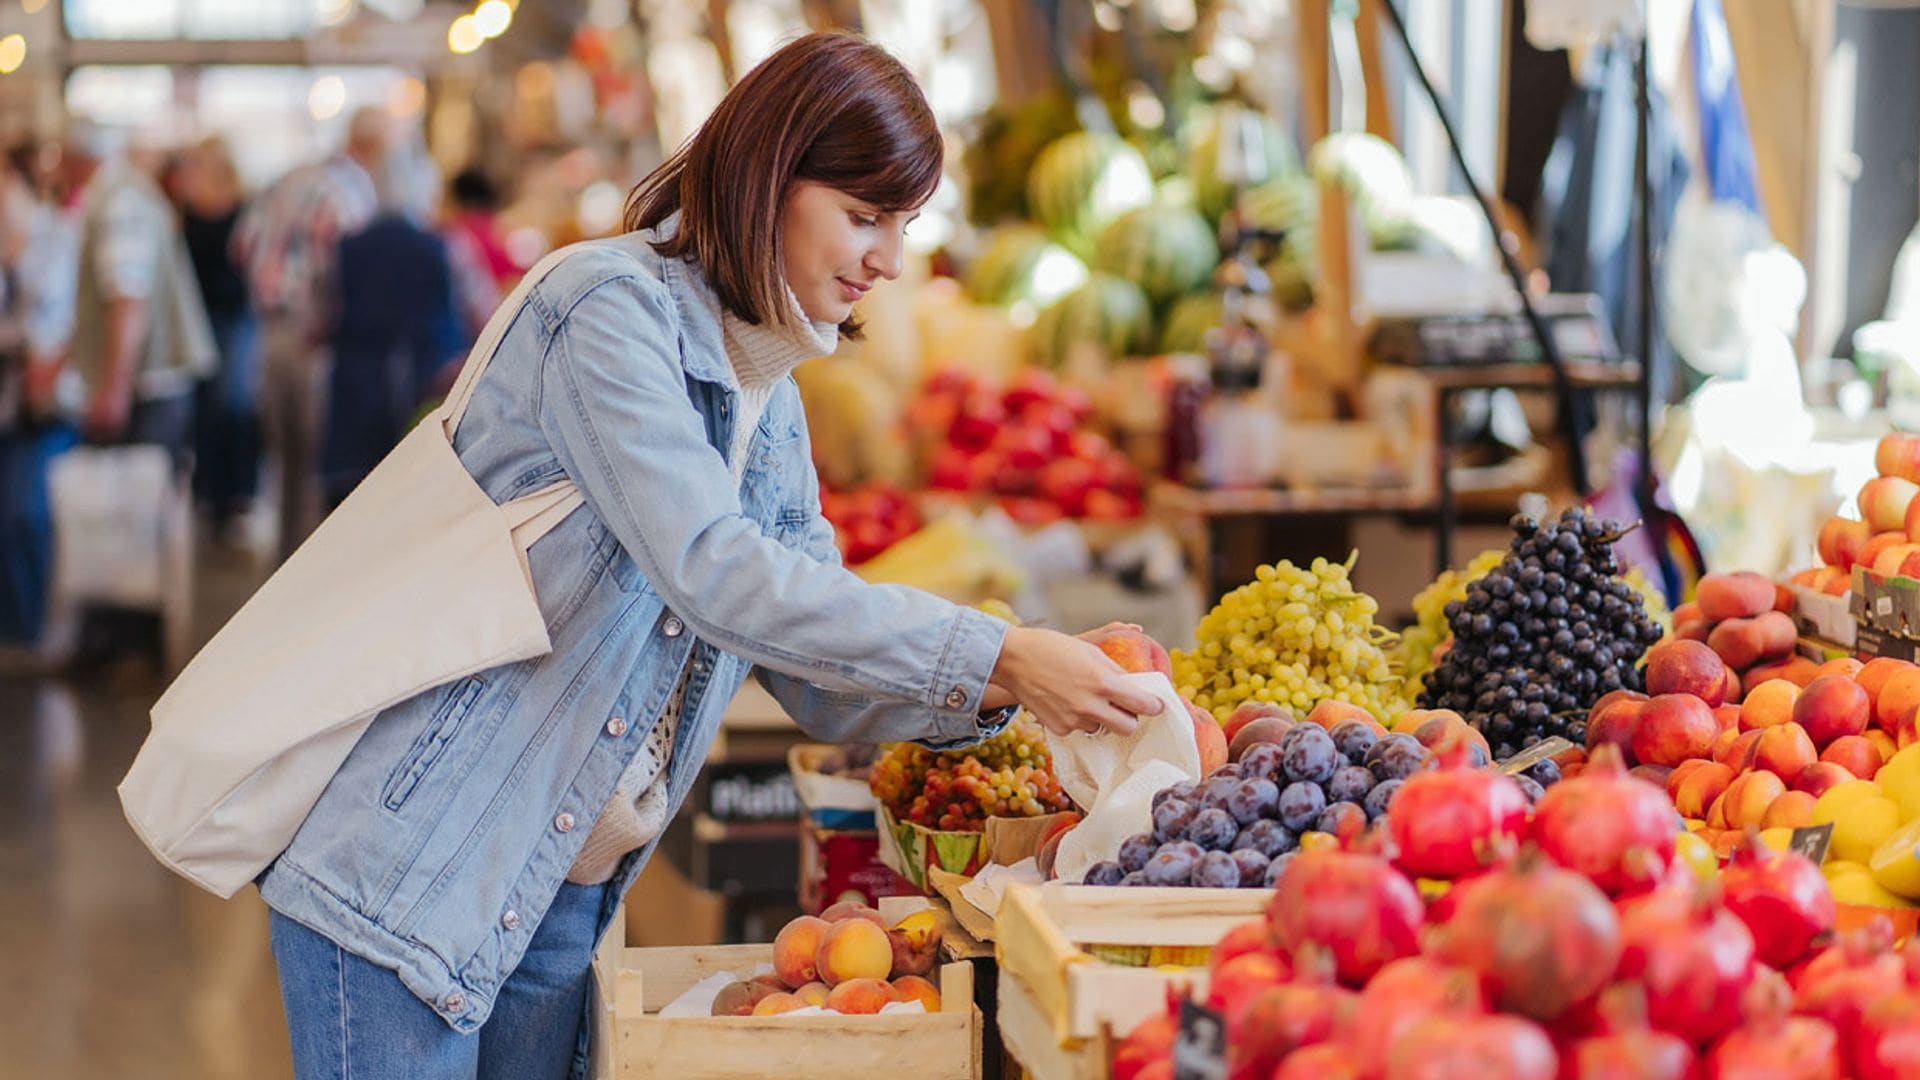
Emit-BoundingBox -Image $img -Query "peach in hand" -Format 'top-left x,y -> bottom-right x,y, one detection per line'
1095,628 -> 1172,677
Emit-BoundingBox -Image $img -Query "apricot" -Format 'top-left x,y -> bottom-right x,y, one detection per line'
889,974 -> 943,1013
1739,680 -> 1800,732
753,992 -> 808,1016
1632,694 -> 1719,767
1761,790 -> 1817,830
1819,735 -> 1882,780
1722,770 -> 1788,830
1743,656 -> 1819,695
1708,726 -> 1743,767
1697,571 -> 1780,622
1645,639 -> 1728,704
1874,668 -> 1920,734
824,977 -> 896,1015
1667,759 -> 1715,795
1673,762 -> 1736,820
1184,701 -> 1230,775
1865,728 -> 1899,764
1858,657 -> 1917,712
815,918 -> 892,986
1714,704 -> 1742,732
1815,657 -> 1865,681
1791,675 -> 1870,746
1750,723 -> 1818,781
1717,729 -> 1764,771
1720,665 -> 1745,706
774,916 -> 831,988
820,901 -> 887,928
1707,792 -> 1729,831
793,981 -> 831,1007
1792,761 -> 1856,797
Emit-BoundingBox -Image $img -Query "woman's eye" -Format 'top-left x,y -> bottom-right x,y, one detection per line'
851,213 -> 879,228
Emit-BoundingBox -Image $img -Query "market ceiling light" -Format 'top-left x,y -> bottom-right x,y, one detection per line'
308,75 -> 346,121
0,35 -> 23,75
473,0 -> 513,39
447,14 -> 483,54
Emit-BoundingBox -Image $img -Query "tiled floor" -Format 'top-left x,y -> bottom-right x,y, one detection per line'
0,540 -> 294,1080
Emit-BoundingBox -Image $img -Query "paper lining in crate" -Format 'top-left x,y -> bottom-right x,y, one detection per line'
994,883 -> 1270,1079
588,909 -> 983,1080
874,802 -> 1075,892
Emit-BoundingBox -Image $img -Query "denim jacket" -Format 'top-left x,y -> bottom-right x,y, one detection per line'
257,226 -> 1011,1039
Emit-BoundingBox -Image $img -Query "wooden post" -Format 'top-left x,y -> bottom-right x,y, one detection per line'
1355,0 -> 1397,142
981,0 -> 1056,105
1297,1 -> 1363,400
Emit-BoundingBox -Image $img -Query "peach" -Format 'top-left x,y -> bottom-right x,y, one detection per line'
1096,628 -> 1172,676
712,980 -> 783,1017
1750,722 -> 1819,780
1740,680 -> 1800,731
1857,657 -> 1916,710
1697,571 -> 1781,621
885,910 -> 942,980
1873,543 -> 1920,578
1817,566 -> 1853,596
1632,694 -> 1720,767
1631,764 -> 1675,790
1676,617 -> 1711,643
1586,690 -> 1648,757
1815,657 -> 1865,680
1859,532 -> 1911,574
1860,476 -> 1920,534
793,981 -> 831,1007
1411,716 -> 1492,766
1306,700 -> 1384,736
1229,715 -> 1297,762
1743,656 -> 1820,696
1708,726 -> 1743,766
1791,675 -> 1870,746
1645,639 -> 1729,704
1718,729 -> 1764,771
1706,611 -> 1797,671
1712,830 -> 1746,861
1714,704 -> 1742,732
820,901 -> 887,928
1865,728 -> 1899,764
1673,761 -> 1736,820
1791,761 -> 1856,797
1392,707 -> 1466,735
1762,790 -> 1817,830
1184,701 -> 1230,776
889,974 -> 943,1013
1723,665 -> 1746,705
824,977 -> 896,1015
815,918 -> 893,986
1820,735 -> 1883,779
1036,826 -> 1072,880
1818,517 -> 1873,570
1722,770 -> 1788,830
1667,759 -> 1715,795
1707,792 -> 1730,831
1791,568 -> 1821,588
1223,702 -> 1293,746
1774,583 -> 1797,613
1876,668 -> 1920,734
774,916 -> 831,988
1878,431 -> 1920,483
753,992 -> 808,1016
1674,601 -> 1705,625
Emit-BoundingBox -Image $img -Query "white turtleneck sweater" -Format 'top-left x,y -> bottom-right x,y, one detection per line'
567,287 -> 839,885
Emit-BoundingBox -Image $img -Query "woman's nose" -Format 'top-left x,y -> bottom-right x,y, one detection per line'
868,226 -> 905,281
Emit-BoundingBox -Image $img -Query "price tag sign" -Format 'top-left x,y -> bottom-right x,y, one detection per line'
1173,998 -> 1227,1080
1789,822 -> 1835,865
1497,737 -> 1574,776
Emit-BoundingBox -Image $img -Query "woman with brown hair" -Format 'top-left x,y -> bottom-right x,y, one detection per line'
260,32 -> 1156,1080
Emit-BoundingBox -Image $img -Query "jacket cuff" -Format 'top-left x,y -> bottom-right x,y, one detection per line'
925,606 -> 1011,740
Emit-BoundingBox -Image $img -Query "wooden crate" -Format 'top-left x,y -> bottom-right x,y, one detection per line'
994,884 -> 1271,1079
589,911 -> 983,1079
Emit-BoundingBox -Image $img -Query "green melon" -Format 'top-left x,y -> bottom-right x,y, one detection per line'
1307,131 -> 1417,248
1158,292 -> 1225,354
1184,107 -> 1303,222
1092,204 -> 1220,304
1026,132 -> 1154,260
1028,273 -> 1154,369
964,225 -> 1089,309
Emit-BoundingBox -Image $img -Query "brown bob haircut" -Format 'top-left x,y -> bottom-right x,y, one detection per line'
625,31 -> 943,336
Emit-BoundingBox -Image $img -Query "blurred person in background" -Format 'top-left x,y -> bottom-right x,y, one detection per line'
442,166 -> 513,339
235,107 -> 384,562
178,136 -> 260,542
321,138 -> 463,508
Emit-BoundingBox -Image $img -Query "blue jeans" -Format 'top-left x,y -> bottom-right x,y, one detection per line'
269,880 -> 611,1080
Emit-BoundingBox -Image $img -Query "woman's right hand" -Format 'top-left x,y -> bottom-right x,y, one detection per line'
989,626 -> 1165,738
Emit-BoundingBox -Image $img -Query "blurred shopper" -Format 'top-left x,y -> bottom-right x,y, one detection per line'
178,136 -> 260,538
442,167 -> 513,337
235,107 -> 384,562
322,141 -> 463,508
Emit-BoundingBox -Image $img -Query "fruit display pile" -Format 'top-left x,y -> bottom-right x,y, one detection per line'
1798,430 -> 1920,595
1172,555 -> 1407,726
909,366 -> 1142,523
1107,735 -> 1887,1080
1417,508 -> 1663,761
818,483 -> 922,566
1671,570 -> 1811,694
709,901 -> 943,1017
868,711 -> 1072,831
1390,548 -> 1505,700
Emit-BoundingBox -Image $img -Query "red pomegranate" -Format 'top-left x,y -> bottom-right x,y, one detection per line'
1613,885 -> 1756,1047
1531,744 -> 1676,897
1569,985 -> 1702,1080
1787,916 -> 1894,992
1205,950 -> 1289,1027
1855,990 -> 1920,1080
1706,973 -> 1842,1080
1273,1042 -> 1362,1080
1387,741 -> 1529,879
1266,848 -> 1424,987
1229,950 -> 1356,1080
1111,1011 -> 1175,1080
1343,956 -> 1487,1079
1384,1013 -> 1558,1080
1207,918 -> 1272,980
1793,921 -> 1908,1064
1718,834 -> 1836,970
1429,849 -> 1621,1022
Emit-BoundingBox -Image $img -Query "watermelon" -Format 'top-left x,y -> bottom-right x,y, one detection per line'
1184,106 -> 1303,222
1028,273 -> 1153,369
1026,132 -> 1154,260
964,225 -> 1088,309
1092,204 -> 1219,304
1158,292 -> 1224,354
1240,176 -> 1318,273
1307,131 -> 1417,248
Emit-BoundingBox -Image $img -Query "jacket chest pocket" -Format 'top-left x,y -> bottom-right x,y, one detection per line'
381,675 -> 487,811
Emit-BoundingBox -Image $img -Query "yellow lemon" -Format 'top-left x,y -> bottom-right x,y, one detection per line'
1870,818 -> 1920,899
1674,831 -> 1718,884
1830,868 -> 1919,909
1823,859 -> 1870,882
1683,819 -> 1706,833
1298,831 -> 1336,852
1812,780 -> 1890,828
1758,827 -> 1794,853
1880,767 -> 1920,823
1831,795 -> 1903,864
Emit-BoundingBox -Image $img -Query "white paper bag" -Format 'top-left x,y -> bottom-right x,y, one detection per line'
1045,672 -> 1201,885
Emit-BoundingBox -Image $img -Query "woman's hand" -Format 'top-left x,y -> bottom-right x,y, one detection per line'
987,625 -> 1165,738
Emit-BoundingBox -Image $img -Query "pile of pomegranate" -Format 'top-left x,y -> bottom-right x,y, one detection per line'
1107,740 -> 1915,1080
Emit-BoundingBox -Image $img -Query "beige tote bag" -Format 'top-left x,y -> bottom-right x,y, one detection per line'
119,250 -> 585,898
